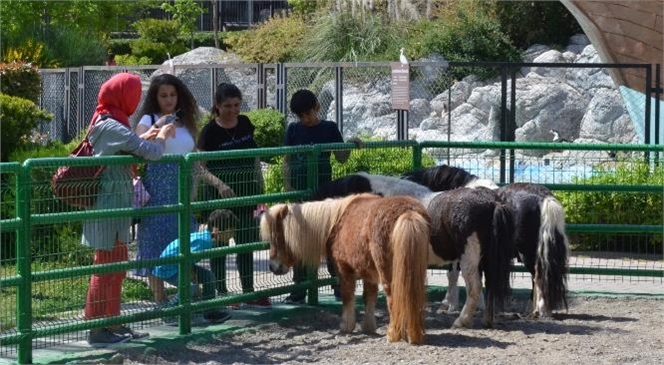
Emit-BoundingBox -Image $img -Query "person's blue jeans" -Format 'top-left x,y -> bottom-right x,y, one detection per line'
164,264 -> 216,301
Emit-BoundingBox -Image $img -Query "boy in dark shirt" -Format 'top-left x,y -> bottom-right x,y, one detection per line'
282,89 -> 362,304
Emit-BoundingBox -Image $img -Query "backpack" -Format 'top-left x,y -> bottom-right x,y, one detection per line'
51,114 -> 111,209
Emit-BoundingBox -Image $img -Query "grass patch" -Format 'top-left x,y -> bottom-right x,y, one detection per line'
1,262 -> 154,331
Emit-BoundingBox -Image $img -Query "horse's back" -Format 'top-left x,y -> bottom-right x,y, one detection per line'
341,195 -> 428,234
330,195 -> 429,272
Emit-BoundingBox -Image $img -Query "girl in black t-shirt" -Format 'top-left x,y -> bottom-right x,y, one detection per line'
197,83 -> 270,308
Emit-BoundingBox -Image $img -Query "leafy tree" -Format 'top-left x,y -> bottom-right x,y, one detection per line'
161,0 -> 207,49
492,1 -> 582,49
287,0 -> 326,15
0,0 -> 148,65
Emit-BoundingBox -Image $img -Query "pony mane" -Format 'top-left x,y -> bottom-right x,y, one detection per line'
402,165 -> 498,190
277,195 -> 368,266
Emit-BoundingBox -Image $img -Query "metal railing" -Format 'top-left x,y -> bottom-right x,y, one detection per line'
1,141 -> 663,363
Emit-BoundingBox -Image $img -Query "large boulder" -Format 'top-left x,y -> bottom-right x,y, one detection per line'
150,47 -> 268,112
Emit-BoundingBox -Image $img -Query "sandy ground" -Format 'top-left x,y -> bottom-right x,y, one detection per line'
113,294 -> 664,365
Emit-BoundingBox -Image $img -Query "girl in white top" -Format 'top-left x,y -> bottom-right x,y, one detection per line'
134,74 -> 232,304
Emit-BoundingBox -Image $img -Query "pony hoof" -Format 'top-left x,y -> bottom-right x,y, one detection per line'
437,305 -> 456,314
361,324 -> 376,334
408,335 -> 425,345
386,333 -> 400,343
452,319 -> 472,329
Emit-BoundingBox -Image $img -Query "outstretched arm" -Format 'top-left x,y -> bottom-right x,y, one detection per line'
255,158 -> 265,192
282,155 -> 293,191
333,137 -> 363,163
191,161 -> 234,201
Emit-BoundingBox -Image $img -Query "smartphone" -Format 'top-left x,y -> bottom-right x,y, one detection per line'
157,109 -> 180,127
164,114 -> 178,125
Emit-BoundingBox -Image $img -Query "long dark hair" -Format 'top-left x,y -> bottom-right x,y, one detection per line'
211,82 -> 242,117
139,74 -> 199,138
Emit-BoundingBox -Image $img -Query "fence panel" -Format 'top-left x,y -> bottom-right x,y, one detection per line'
39,62 -> 656,150
1,140 -> 661,362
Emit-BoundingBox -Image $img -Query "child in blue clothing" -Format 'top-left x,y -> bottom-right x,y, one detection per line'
282,89 -> 362,304
153,209 -> 239,323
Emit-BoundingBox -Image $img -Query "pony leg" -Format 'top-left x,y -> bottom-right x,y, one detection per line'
525,276 -> 535,317
453,235 -> 482,329
361,281 -> 378,334
533,270 -> 551,318
439,262 -> 460,313
383,284 -> 400,342
339,275 -> 357,333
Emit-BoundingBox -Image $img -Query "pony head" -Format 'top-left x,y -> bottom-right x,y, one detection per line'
259,203 -> 294,275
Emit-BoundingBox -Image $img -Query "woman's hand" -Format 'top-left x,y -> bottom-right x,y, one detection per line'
157,124 -> 177,140
347,137 -> 363,149
216,183 -> 235,199
139,125 -> 160,140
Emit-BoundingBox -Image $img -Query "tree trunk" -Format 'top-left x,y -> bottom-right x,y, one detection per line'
212,0 -> 220,49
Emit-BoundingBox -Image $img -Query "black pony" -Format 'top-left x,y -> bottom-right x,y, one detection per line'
402,165 -> 569,317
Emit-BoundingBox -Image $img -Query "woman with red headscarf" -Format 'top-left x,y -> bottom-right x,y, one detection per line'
82,73 -> 176,346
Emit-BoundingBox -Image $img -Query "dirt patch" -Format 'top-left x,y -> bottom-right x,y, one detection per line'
116,295 -> 664,365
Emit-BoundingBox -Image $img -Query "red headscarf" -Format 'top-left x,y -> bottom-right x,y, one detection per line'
91,73 -> 142,128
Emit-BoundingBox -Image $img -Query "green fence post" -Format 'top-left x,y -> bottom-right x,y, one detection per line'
16,164 -> 33,364
178,157 -> 192,334
412,143 -> 423,170
306,145 -> 320,306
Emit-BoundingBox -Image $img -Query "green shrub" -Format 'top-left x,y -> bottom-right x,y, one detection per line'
226,14 -> 308,63
263,144 -> 435,194
556,161 -> 663,253
189,32 -> 231,49
108,38 -> 133,56
1,39 -> 59,68
2,138 -> 87,262
408,3 -> 521,80
0,61 -> 42,103
331,145 -> 436,177
295,12 -> 403,63
287,0 -> 325,15
0,94 -> 53,162
41,25 -> 106,67
131,19 -> 188,63
243,109 -> 285,149
115,54 -> 153,66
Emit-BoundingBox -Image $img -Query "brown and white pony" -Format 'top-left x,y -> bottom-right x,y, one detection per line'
260,193 -> 430,344
402,165 -> 569,317
313,173 -> 514,328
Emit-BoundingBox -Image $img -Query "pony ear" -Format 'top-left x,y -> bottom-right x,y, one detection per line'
275,204 -> 289,220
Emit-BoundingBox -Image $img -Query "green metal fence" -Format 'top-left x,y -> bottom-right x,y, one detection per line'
1,141 -> 662,364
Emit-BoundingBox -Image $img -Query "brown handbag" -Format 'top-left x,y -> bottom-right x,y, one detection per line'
51,115 -> 110,209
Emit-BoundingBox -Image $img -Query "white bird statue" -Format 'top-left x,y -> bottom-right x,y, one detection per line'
399,48 -> 409,65
167,52 -> 174,74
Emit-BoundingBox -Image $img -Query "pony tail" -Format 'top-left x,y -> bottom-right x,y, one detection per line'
389,211 -> 429,345
485,203 -> 515,324
537,196 -> 569,314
